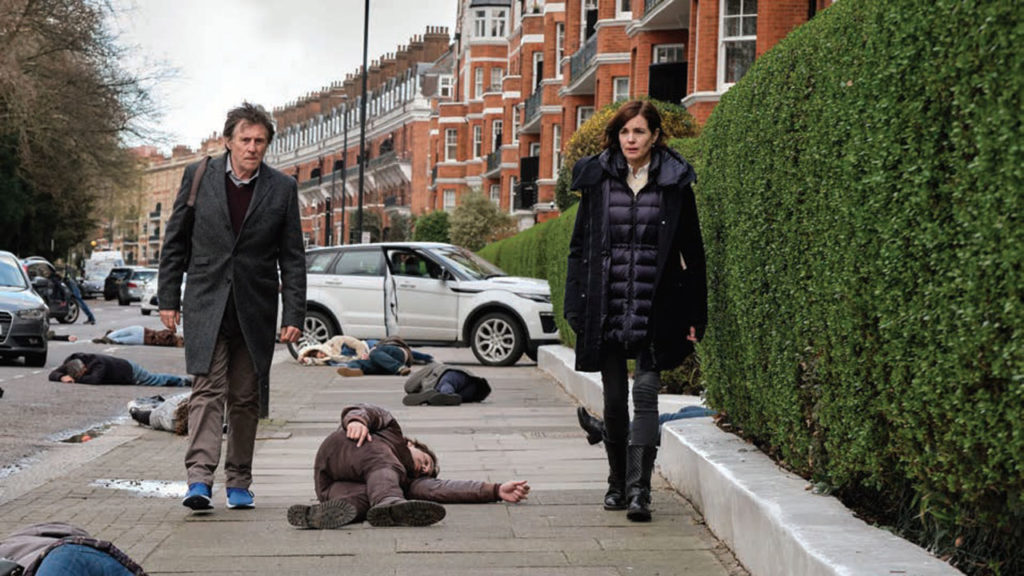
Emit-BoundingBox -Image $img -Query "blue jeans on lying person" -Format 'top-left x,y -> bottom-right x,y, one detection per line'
106,325 -> 144,345
658,405 -> 716,426
34,543 -> 135,576
345,345 -> 407,375
129,360 -> 189,387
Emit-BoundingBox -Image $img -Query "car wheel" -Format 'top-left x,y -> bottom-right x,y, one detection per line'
57,301 -> 79,324
25,351 -> 47,367
470,312 -> 525,366
287,310 -> 337,359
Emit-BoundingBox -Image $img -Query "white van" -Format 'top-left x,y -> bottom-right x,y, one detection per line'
82,250 -> 124,298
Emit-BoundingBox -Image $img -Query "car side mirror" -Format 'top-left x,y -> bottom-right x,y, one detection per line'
31,276 -> 50,291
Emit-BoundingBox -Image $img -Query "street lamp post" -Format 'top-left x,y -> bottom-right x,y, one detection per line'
356,0 -> 370,243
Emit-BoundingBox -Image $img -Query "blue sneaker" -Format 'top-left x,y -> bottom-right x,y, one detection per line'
227,487 -> 255,509
183,483 -> 213,511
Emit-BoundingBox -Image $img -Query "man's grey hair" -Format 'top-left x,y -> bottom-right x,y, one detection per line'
223,102 -> 276,144
64,358 -> 87,380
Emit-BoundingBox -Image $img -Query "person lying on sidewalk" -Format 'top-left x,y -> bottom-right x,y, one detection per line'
576,405 -> 716,445
296,335 -> 370,366
287,403 -> 530,529
402,362 -> 492,406
48,353 -> 191,387
127,393 -> 190,435
0,522 -> 147,575
335,336 -> 416,377
92,325 -> 184,347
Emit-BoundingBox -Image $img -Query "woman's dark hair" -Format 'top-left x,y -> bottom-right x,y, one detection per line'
603,100 -> 664,151
408,437 -> 440,478
223,102 -> 276,144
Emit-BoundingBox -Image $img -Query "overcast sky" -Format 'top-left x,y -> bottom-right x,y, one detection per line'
112,0 -> 458,153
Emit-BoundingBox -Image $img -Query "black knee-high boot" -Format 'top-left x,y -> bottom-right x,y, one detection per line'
625,444 -> 657,522
603,438 -> 628,510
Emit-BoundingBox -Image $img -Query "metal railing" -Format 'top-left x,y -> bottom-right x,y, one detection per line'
644,0 -> 667,15
485,151 -> 501,174
523,89 -> 543,125
570,34 -> 598,82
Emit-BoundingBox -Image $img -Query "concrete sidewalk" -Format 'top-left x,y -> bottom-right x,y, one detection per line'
0,346 -> 745,576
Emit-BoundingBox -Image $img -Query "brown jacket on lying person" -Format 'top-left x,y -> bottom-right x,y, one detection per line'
288,403 -> 529,529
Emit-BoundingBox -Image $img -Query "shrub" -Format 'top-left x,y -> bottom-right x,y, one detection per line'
554,98 -> 699,211
412,210 -> 449,243
697,1 -> 1023,572
449,190 -> 518,251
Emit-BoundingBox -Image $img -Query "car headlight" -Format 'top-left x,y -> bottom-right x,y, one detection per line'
17,308 -> 47,320
515,292 -> 550,303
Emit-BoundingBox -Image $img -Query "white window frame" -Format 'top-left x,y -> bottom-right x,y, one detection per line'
474,67 -> 484,99
511,107 -> 520,143
613,77 -> 630,102
581,0 -> 598,43
492,119 -> 503,149
439,75 -> 453,97
576,106 -> 595,129
529,142 -> 541,157
718,0 -> 757,90
491,8 -> 507,37
445,129 -> 458,161
555,23 -> 565,79
653,43 -> 686,64
616,0 -> 631,19
552,124 -> 562,177
443,189 -> 456,211
490,183 -> 501,205
474,9 -> 487,37
473,125 -> 483,158
490,67 -> 503,92
532,51 -> 544,90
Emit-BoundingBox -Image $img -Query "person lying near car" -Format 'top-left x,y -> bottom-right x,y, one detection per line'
335,336 -> 426,377
92,325 -> 184,347
296,335 -> 370,366
402,363 -> 492,406
48,353 -> 191,387
287,403 -> 530,529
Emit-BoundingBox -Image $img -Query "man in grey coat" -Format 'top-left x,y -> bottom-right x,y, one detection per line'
159,102 -> 306,513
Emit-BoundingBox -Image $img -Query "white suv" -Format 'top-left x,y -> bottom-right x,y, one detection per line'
292,242 -> 560,366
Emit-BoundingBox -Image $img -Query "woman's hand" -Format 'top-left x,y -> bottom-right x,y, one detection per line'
498,480 -> 531,503
346,421 -> 372,446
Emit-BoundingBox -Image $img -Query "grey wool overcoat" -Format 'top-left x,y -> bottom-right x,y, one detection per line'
158,153 -> 306,376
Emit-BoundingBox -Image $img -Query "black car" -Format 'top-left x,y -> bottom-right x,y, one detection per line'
117,267 -> 157,305
103,266 -> 134,300
0,251 -> 49,366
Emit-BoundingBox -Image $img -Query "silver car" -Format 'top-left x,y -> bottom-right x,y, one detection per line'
0,250 -> 49,366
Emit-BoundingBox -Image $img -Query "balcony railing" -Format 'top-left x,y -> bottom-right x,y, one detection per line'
644,0 -> 667,15
523,89 -> 542,126
569,34 -> 598,82
485,151 -> 501,176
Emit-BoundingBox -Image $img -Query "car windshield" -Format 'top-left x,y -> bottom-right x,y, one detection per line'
0,256 -> 27,288
133,270 -> 157,282
430,245 -> 506,281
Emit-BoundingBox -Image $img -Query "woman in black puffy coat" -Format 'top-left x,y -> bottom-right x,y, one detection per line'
564,100 -> 707,522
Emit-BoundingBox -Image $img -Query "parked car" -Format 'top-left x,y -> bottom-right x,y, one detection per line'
21,257 -> 78,324
0,251 -> 49,366
291,242 -> 560,366
117,267 -> 158,305
140,272 -> 186,316
103,266 -> 134,300
81,250 -> 124,298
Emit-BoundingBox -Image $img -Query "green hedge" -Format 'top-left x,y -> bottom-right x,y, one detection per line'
697,0 -> 1021,572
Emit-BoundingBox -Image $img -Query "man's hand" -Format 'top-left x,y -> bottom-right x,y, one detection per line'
498,480 -> 530,503
60,375 -> 74,383
345,421 -> 372,447
687,325 -> 698,342
160,310 -> 181,332
280,325 -> 301,343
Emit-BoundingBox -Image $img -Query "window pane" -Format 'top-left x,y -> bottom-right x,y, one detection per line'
726,0 -> 742,16
333,250 -> 383,276
746,0 -> 757,14
743,15 -> 757,36
724,40 -> 755,83
724,16 -> 740,37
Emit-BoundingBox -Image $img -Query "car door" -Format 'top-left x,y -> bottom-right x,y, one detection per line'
384,248 -> 459,341
317,247 -> 388,339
